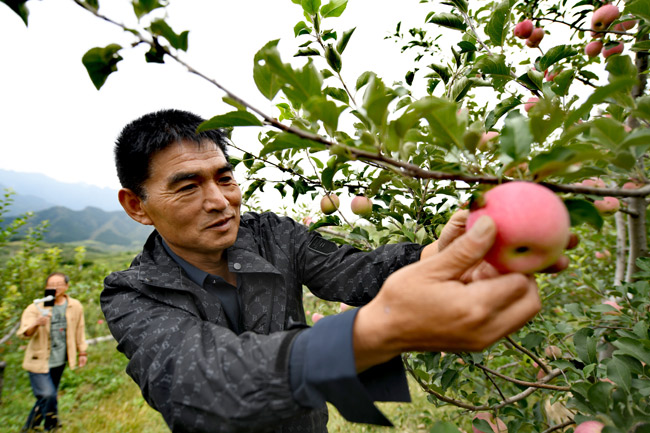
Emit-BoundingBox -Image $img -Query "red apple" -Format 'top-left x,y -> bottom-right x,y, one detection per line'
544,345 -> 562,359
594,196 -> 620,214
350,195 -> 373,216
603,300 -> 622,315
514,19 -> 534,39
575,420 -> 605,433
478,131 -> 499,150
581,177 -> 606,188
591,4 -> 620,32
466,182 -> 571,274
525,27 -> 545,48
524,97 -> 539,112
602,41 -> 624,58
585,40 -> 604,58
544,68 -> 562,82
320,194 -> 340,214
311,312 -> 325,323
623,181 -> 643,189
614,19 -> 637,31
473,412 -> 507,433
302,216 -> 315,226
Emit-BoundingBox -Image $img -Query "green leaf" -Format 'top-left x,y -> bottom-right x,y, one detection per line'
149,19 -> 189,51
362,75 -> 397,128
81,44 -> 123,90
485,0 -> 510,46
325,44 -> 342,72
429,63 -> 452,84
426,12 -> 467,31
564,199 -> 604,230
573,327 -> 598,365
631,40 -> 650,53
565,77 -> 637,126
447,0 -> 468,13
356,71 -> 374,91
133,0 -> 166,19
613,337 -> 650,366
197,111 -> 263,131
539,45 -> 579,71
304,96 -> 345,133
301,0 -> 321,15
429,421 -> 463,433
1,0 -> 30,25
294,21 -> 311,37
473,419 -> 496,433
473,54 -> 513,89
321,0 -> 347,18
254,40 -> 284,100
485,96 -> 519,130
625,0 -> 650,22
587,381 -> 614,413
551,69 -> 576,96
517,69 -> 543,92
499,112 -> 533,161
260,132 -> 327,156
337,27 -> 355,54
295,47 -> 320,57
607,357 -> 632,394
323,87 -> 350,104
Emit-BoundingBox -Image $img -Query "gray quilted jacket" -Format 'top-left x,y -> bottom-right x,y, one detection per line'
101,212 -> 423,432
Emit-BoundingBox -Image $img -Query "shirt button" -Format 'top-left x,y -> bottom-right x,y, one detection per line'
233,263 -> 242,270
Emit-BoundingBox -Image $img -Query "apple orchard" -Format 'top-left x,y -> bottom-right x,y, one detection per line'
4,0 -> 650,432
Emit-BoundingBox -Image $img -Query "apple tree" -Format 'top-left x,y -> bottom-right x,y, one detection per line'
3,0 -> 650,431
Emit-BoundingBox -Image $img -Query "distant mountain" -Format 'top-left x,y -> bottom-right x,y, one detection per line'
0,169 -> 121,215
4,206 -> 153,248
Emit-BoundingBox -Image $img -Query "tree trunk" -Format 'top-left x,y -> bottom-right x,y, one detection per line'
626,197 -> 648,282
615,211 -> 627,285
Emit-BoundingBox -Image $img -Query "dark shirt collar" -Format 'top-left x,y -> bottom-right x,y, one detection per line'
161,239 -> 210,287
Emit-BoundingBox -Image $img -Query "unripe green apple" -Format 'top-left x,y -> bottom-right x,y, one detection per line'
575,420 -> 605,433
591,4 -> 620,32
350,195 -> 373,216
320,194 -> 340,214
467,182 -> 570,274
525,27 -> 545,48
585,40 -> 604,58
513,19 -> 534,39
594,196 -> 620,215
602,41 -> 624,58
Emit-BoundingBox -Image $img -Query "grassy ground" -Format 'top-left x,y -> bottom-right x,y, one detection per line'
0,339 -> 441,432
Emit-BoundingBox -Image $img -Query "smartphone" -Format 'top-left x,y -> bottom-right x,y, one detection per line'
44,288 -> 56,307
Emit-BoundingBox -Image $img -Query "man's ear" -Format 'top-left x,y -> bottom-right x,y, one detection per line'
118,188 -> 153,226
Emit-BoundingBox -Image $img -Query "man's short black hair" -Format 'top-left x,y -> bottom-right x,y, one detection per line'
115,109 -> 230,198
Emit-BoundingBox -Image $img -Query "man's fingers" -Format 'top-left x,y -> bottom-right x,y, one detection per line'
424,215 -> 497,281
436,210 -> 469,252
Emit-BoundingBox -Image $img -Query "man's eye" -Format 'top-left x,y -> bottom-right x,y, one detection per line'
178,184 -> 196,192
219,176 -> 234,184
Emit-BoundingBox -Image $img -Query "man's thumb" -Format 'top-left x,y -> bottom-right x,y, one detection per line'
426,215 -> 497,281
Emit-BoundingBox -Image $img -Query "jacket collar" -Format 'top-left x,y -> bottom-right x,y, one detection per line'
137,219 -> 281,291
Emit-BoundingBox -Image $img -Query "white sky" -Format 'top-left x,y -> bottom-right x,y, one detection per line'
0,0 -> 427,191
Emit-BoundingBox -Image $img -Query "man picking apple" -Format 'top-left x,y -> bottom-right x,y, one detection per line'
101,109 -> 569,433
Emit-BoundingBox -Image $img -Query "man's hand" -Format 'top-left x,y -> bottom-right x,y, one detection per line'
78,353 -> 88,368
353,215 -> 542,372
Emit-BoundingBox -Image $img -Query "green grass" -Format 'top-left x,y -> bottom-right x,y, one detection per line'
0,338 -> 441,432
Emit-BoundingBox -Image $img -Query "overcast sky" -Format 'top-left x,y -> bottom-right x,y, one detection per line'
0,0 -> 426,192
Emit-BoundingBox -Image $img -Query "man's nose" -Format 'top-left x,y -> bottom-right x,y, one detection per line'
203,182 -> 229,211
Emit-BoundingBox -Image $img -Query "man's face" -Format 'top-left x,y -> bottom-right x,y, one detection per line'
138,140 -> 242,265
46,274 -> 68,299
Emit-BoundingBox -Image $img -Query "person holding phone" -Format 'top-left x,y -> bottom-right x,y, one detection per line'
17,272 -> 88,432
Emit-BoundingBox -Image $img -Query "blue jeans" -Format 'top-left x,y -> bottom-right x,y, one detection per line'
23,364 -> 65,431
